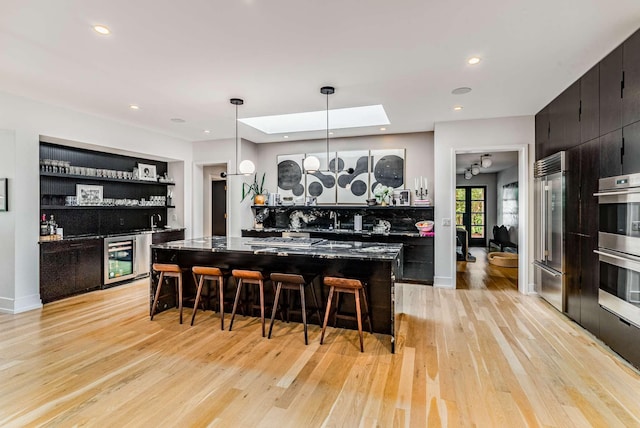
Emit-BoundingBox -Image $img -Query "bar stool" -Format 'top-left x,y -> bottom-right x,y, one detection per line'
229,269 -> 268,337
268,273 -> 322,345
320,276 -> 372,352
191,266 -> 228,329
150,263 -> 184,324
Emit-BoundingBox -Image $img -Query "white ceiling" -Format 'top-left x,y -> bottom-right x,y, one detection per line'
1,1 -> 640,144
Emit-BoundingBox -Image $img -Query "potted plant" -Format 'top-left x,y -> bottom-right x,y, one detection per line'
242,172 -> 268,205
373,184 -> 392,206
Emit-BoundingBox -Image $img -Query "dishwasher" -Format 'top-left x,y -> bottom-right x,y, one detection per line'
135,232 -> 153,278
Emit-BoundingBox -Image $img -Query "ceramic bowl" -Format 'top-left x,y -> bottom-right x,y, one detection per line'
415,220 -> 434,233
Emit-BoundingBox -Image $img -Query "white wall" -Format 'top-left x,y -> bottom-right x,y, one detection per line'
433,116 -> 534,291
0,130 -> 16,308
0,90 -> 193,313
455,172 -> 498,243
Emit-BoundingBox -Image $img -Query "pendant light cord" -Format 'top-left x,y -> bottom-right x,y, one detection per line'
235,103 -> 239,174
326,91 -> 329,171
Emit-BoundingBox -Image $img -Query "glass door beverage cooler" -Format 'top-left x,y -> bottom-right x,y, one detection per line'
104,235 -> 136,285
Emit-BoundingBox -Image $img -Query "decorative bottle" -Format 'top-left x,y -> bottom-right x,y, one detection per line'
40,214 -> 49,236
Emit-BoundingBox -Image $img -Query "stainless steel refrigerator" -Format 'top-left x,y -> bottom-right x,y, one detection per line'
533,151 -> 566,312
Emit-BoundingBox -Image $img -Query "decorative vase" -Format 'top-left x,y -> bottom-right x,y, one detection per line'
381,200 -> 388,206
254,194 -> 266,205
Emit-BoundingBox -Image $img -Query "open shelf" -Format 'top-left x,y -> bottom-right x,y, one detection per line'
41,205 -> 167,210
40,171 -> 174,186
251,204 -> 432,210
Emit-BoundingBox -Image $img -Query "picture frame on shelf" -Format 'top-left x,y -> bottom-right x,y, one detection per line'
76,184 -> 103,206
394,189 -> 411,206
0,178 -> 7,211
137,163 -> 157,181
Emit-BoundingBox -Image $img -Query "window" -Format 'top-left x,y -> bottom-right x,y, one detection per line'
456,186 -> 487,246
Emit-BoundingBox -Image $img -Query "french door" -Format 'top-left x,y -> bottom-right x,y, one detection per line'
456,186 -> 487,247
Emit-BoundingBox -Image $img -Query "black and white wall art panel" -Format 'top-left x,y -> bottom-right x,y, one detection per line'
277,154 -> 305,200
305,152 -> 336,204
370,149 -> 405,193
336,150 -> 369,204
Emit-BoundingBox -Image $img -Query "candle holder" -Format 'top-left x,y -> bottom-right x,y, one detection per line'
414,188 -> 431,206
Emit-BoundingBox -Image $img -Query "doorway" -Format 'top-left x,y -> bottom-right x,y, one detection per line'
212,180 -> 227,236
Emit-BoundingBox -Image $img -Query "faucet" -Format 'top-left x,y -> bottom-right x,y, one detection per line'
330,211 -> 340,230
151,213 -> 162,229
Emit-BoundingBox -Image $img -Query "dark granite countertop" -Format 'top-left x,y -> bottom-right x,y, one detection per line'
242,227 -> 426,238
38,227 -> 186,244
152,236 -> 403,261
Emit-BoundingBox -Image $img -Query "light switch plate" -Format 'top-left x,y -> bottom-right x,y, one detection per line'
442,218 -> 451,226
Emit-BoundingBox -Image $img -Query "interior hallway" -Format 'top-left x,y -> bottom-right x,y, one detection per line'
0,270 -> 639,426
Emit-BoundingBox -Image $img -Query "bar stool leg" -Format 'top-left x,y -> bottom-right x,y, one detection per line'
320,286 -> 335,345
361,286 -> 373,333
218,276 -> 225,330
354,289 -> 364,352
259,279 -> 265,337
300,283 -> 308,345
178,272 -> 183,324
229,278 -> 244,331
150,272 -> 165,320
309,283 -> 322,323
191,274 -> 206,326
268,281 -> 283,339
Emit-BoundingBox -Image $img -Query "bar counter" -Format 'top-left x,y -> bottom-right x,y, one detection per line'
151,236 -> 403,352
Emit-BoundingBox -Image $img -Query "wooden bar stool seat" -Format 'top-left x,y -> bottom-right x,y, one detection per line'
268,273 -> 322,345
191,266 -> 229,329
320,276 -> 372,352
229,269 -> 268,337
150,263 -> 184,324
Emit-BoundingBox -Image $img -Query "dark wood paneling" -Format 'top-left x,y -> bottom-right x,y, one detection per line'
600,45 -> 624,135
565,146 -> 581,235
549,81 -> 580,152
600,129 -> 623,178
622,120 -> 640,175
623,30 -> 640,127
565,232 -> 581,323
535,107 -> 549,161
580,235 -> 599,336
580,138 -> 600,236
580,64 -> 600,143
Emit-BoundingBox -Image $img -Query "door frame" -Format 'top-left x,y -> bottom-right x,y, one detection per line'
450,145 -> 530,295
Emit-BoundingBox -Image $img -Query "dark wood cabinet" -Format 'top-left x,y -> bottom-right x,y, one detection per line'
622,120 -> 640,175
40,238 -> 102,303
580,235 -> 599,336
535,107 -> 549,160
599,307 -> 640,370
599,45 -> 624,135
623,30 -> 640,127
565,146 -> 581,235
566,138 -> 600,235
600,129 -> 623,178
565,232 -> 581,323
548,81 -> 580,152
580,64 -> 600,143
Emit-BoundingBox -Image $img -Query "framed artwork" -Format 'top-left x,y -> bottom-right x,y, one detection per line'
137,163 -> 157,181
394,189 -> 411,206
502,182 -> 519,228
76,184 -> 103,206
305,152 -> 336,204
277,154 -> 305,201
0,178 -> 6,211
370,149 -> 405,194
336,150 -> 369,204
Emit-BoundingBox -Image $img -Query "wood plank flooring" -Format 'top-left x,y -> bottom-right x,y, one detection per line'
1,252 -> 639,427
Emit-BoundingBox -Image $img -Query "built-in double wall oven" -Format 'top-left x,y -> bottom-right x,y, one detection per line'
595,173 -> 640,327
104,235 -> 137,285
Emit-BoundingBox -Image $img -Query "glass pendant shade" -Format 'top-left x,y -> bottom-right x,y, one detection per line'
303,155 -> 320,172
238,159 -> 255,175
481,155 -> 492,168
471,164 -> 480,175
464,169 -> 472,180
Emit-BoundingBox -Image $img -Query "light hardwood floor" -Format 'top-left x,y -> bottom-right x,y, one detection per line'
1,255 -> 639,427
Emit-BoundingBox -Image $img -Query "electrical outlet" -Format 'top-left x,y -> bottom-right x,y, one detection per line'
442,218 -> 451,227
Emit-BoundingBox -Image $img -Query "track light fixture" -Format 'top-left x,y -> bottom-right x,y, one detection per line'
481,154 -> 492,168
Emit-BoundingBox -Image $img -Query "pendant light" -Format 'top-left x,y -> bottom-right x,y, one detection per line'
464,168 -> 472,180
471,163 -> 480,175
481,154 -> 492,169
222,98 -> 255,177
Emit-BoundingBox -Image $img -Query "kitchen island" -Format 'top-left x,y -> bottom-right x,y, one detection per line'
151,236 -> 403,352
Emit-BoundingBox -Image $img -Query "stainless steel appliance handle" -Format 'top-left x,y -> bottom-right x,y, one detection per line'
594,249 -> 640,272
594,189 -> 640,196
533,261 -> 562,277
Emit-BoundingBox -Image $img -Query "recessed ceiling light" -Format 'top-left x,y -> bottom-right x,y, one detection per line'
467,57 -> 481,65
170,118 -> 186,123
93,25 -> 111,35
452,87 -> 472,95
204,130 -> 211,134
380,127 -> 386,131
129,104 -> 140,110
239,104 -> 390,134
283,135 -> 289,139
453,105 -> 464,111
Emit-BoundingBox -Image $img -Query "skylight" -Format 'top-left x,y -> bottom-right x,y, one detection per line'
238,105 -> 390,134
